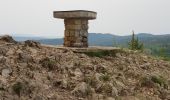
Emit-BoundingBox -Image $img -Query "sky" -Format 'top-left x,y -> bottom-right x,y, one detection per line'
0,0 -> 170,38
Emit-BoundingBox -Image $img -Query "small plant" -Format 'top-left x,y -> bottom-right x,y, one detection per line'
151,75 -> 166,86
140,77 -> 155,88
100,74 -> 111,82
12,82 -> 23,96
140,75 -> 166,88
40,58 -> 57,71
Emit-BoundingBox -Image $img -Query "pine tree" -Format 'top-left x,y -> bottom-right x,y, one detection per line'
128,30 -> 144,50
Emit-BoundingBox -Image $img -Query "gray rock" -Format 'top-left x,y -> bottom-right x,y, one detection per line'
18,52 -> 33,63
0,47 -> 8,55
0,56 -> 6,63
0,35 -> 17,44
24,40 -> 41,48
1,68 -> 12,78
72,82 -> 92,97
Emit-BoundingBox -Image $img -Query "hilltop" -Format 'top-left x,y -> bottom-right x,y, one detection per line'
0,35 -> 170,100
37,33 -> 170,59
12,33 -> 170,55
13,33 -> 170,59
33,33 -> 170,47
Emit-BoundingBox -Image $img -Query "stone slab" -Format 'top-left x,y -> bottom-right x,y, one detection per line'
42,45 -> 121,53
54,10 -> 97,19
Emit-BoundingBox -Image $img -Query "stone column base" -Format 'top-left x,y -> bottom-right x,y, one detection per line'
64,19 -> 89,47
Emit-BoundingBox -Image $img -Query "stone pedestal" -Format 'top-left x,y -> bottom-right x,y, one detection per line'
53,10 -> 97,47
64,19 -> 89,47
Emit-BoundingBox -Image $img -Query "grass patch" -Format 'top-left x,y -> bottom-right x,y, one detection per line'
151,76 -> 166,86
152,55 -> 170,62
140,75 -> 166,88
161,56 -> 170,61
82,50 -> 118,57
40,57 -> 57,71
100,74 -> 111,82
12,82 -> 23,96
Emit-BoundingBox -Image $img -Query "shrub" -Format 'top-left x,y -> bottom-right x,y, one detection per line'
151,76 -> 166,86
82,50 -> 117,58
40,58 -> 57,71
12,82 -> 23,96
140,75 -> 166,88
100,74 -> 111,82
140,77 -> 155,88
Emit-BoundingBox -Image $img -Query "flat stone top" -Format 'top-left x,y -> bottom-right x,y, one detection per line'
42,45 -> 120,51
53,10 -> 97,19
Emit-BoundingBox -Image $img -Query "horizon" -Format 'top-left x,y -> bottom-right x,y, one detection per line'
0,0 -> 170,37
1,32 -> 169,39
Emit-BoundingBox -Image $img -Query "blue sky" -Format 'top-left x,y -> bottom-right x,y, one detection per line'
0,0 -> 170,38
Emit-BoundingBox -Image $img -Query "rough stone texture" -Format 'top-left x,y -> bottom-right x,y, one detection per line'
0,35 -> 17,44
0,36 -> 169,100
1,68 -> 12,78
53,10 -> 97,47
24,40 -> 41,48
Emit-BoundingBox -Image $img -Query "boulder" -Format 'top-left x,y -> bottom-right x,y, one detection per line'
1,68 -> 12,78
24,40 -> 41,48
18,52 -> 33,63
74,68 -> 83,80
0,35 -> 17,44
0,56 -> 6,63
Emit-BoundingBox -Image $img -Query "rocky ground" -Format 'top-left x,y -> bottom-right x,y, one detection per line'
0,35 -> 170,100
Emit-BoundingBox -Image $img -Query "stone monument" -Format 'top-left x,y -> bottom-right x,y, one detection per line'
53,10 -> 97,47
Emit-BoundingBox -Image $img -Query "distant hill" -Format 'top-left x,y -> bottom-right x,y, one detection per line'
33,33 -> 170,47
32,33 -> 116,46
35,33 -> 119,46
37,38 -> 63,45
12,33 -> 170,47
13,36 -> 45,41
35,33 -> 170,58
12,33 -> 170,57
